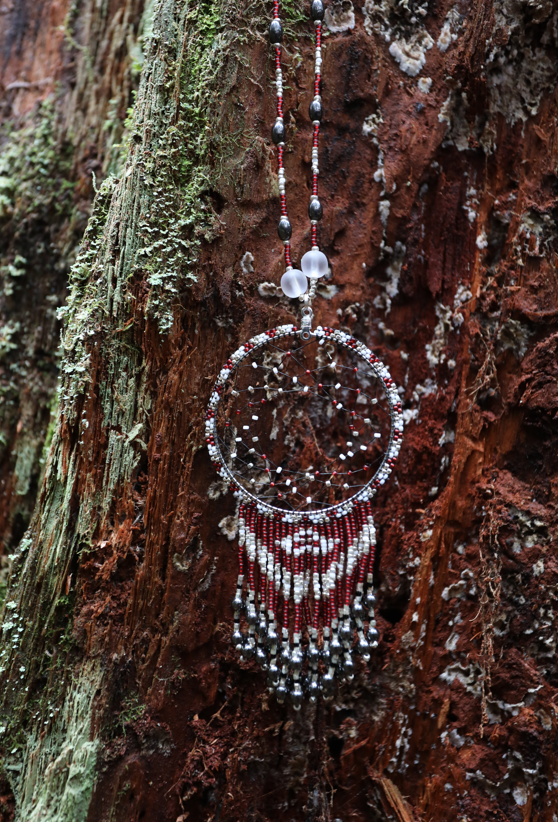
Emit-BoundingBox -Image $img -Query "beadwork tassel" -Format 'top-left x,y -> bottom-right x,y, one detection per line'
231,502 -> 378,709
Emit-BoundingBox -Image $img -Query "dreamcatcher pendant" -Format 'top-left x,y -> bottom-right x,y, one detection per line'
205,1 -> 403,707
206,318 -> 403,706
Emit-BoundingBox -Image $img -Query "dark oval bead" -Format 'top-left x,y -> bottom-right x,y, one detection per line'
269,18 -> 283,44
272,120 -> 286,144
309,98 -> 323,122
311,0 -> 325,21
308,199 -> 323,221
278,217 -> 292,240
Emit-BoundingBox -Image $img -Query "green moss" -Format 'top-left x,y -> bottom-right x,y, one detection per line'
0,99 -> 74,225
117,692 -> 146,734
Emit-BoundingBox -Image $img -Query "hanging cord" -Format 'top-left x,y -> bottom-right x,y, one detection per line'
270,2 -> 328,307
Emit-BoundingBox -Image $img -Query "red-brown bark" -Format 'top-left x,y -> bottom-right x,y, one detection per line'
2,1 -> 558,821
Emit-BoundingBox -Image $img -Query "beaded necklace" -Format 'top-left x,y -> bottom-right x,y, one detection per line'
205,0 -> 403,708
272,0 -> 328,302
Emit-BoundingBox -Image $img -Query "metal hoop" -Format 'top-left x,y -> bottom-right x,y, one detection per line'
205,324 -> 403,520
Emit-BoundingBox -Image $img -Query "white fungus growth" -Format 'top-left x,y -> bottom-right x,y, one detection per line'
476,231 -> 488,249
533,559 -> 545,577
454,284 -> 472,307
389,32 -> 434,77
258,282 -> 278,297
448,729 -> 465,748
362,111 -> 383,138
379,199 -> 391,226
240,251 -> 254,274
219,516 -> 238,541
324,0 -> 355,32
513,785 -> 528,807
385,242 -> 406,301
437,22 -> 453,52
425,303 -> 453,369
438,91 -> 453,125
418,77 -> 432,93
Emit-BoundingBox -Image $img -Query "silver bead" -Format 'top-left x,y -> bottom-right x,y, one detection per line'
365,590 -> 377,607
242,640 -> 255,658
291,681 -> 303,710
291,649 -> 304,672
276,682 -> 288,703
367,626 -> 379,648
339,621 -> 353,642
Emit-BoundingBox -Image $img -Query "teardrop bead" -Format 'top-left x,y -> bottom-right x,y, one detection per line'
301,249 -> 328,279
281,268 -> 308,298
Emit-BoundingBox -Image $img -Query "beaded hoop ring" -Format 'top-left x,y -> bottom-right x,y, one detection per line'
206,325 -> 403,516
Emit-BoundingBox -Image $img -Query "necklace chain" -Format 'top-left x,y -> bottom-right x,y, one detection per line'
270,1 -> 326,304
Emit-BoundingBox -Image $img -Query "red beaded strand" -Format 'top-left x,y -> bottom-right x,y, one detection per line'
310,18 -> 322,248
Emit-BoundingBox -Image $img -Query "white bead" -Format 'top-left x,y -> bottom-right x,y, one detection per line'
301,249 -> 328,279
281,268 -> 308,298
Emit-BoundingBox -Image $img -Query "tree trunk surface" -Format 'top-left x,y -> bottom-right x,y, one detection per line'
1,1 -> 557,821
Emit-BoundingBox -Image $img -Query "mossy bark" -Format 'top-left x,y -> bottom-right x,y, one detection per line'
0,0 -> 148,558
1,0 -> 558,821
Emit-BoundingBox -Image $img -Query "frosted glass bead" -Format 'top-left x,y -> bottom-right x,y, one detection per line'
301,249 -> 328,278
281,268 -> 308,298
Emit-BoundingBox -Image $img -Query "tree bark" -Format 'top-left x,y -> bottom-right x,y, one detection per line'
1,1 -> 558,821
